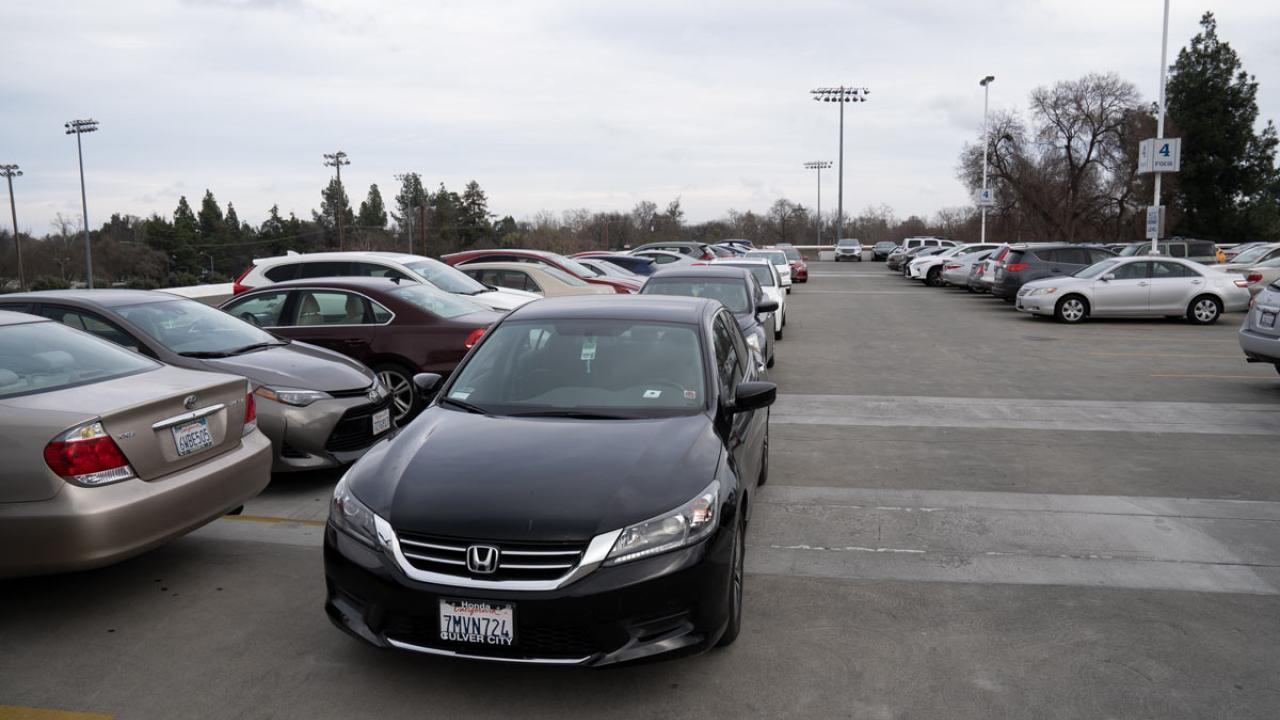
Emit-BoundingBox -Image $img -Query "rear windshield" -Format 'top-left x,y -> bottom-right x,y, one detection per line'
721,263 -> 776,287
641,277 -> 750,314
542,266 -> 589,286
1004,250 -> 1025,264
0,320 -> 157,398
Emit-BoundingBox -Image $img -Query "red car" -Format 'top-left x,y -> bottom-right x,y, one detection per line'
441,249 -> 640,294
219,277 -> 503,422
780,247 -> 809,283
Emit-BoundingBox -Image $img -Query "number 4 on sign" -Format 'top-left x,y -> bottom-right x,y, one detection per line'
1159,143 -> 1171,157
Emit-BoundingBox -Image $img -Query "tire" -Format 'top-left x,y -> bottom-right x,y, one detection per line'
374,362 -> 418,424
757,424 -> 769,487
926,267 -> 942,287
1055,295 -> 1089,324
1187,295 -> 1222,325
715,514 -> 746,648
834,256 -> 840,263
766,350 -> 775,368
774,325 -> 783,341
1274,364 -> 1280,376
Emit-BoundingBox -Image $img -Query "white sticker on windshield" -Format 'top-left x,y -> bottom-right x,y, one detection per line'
643,389 -> 662,399
580,338 -> 597,361
450,391 -> 471,400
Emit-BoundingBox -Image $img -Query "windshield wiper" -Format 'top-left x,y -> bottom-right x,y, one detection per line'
439,397 -> 489,415
178,350 -> 235,358
227,341 -> 287,355
509,410 -> 633,420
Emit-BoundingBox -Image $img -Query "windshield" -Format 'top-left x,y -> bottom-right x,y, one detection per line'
0,320 -> 157,398
837,239 -> 859,247
782,248 -> 802,261
404,259 -> 489,295
442,319 -> 706,418
745,250 -> 787,266
641,277 -> 751,314
118,298 -> 280,356
552,256 -> 597,278
720,263 -> 776,287
389,285 -> 488,319
1232,245 -> 1278,265
1074,259 -> 1123,279
874,242 -> 895,249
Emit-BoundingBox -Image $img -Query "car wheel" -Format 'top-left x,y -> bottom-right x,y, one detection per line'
766,350 -> 775,368
774,325 -> 783,341
375,362 -> 417,423
1187,295 -> 1222,325
715,513 -> 746,648
757,424 -> 769,487
1055,295 -> 1089,324
1274,364 -> 1280,376
926,267 -> 942,287
834,256 -> 840,263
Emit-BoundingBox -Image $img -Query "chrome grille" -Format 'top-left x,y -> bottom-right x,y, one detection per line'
396,531 -> 586,582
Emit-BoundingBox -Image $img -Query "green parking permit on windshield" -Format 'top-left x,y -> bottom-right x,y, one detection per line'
580,338 -> 597,361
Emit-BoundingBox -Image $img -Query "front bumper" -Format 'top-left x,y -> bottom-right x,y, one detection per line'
0,431 -> 272,578
324,521 -> 734,666
1014,292 -> 1057,316
835,250 -> 862,262
258,394 -> 394,472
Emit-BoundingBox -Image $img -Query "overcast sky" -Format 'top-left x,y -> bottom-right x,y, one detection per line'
2,0 -> 1277,234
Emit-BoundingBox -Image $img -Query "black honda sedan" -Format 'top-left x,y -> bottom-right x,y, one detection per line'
324,295 -> 775,665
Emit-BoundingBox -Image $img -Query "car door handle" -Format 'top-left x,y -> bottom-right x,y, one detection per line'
1137,282 -> 1150,287
1190,279 -> 1203,284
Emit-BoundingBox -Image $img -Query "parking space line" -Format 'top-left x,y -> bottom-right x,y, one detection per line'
221,514 -> 327,527
1150,373 -> 1276,380
1088,352 -> 1241,359
0,707 -> 113,720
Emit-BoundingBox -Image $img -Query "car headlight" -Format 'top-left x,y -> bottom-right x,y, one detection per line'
605,480 -> 720,565
254,386 -> 332,407
330,472 -> 379,547
746,332 -> 762,353
1027,287 -> 1058,296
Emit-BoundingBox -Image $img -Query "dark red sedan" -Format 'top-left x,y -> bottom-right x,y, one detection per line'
441,249 -> 640,294
780,247 -> 809,283
219,277 -> 502,422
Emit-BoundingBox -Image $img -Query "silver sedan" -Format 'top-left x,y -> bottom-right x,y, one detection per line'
943,249 -> 995,288
1015,256 -> 1251,324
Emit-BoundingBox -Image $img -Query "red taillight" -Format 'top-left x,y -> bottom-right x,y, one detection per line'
464,328 -> 487,349
242,391 -> 258,436
1006,263 -> 1029,272
945,264 -> 961,270
1247,273 -> 1263,284
231,265 -> 255,295
43,421 -> 133,486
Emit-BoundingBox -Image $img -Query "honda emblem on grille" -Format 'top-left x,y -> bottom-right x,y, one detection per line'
466,545 -> 500,574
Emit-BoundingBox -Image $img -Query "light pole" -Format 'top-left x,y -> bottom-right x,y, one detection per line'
323,151 -> 350,250
810,86 -> 869,243
803,161 -> 832,245
979,75 -> 995,243
1,164 -> 23,291
65,119 -> 98,288
1152,0 -> 1170,255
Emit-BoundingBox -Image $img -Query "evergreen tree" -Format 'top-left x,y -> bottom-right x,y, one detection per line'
315,177 -> 355,248
197,190 -> 224,240
1167,12 -> 1280,240
428,184 -> 463,254
171,196 -> 200,274
392,173 -> 427,253
459,180 -> 492,247
358,184 -> 388,229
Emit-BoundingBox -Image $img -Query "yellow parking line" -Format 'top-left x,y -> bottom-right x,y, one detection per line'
0,707 -> 113,720
220,514 -> 326,527
1150,373 -> 1276,380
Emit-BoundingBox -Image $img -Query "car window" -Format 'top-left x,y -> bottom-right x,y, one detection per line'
222,291 -> 290,327
263,264 -> 301,282
404,259 -> 489,294
442,319 -> 706,417
298,261 -> 351,278
1058,248 -> 1091,265
723,264 -> 775,287
541,267 -> 588,287
0,320 -> 158,398
351,262 -> 410,280
115,298 -> 278,356
711,313 -> 740,391
292,291 -> 371,326
641,278 -> 751,314
36,306 -> 146,351
506,270 -> 542,293
1153,261 -> 1197,278
1112,261 -> 1151,280
1087,249 -> 1116,263
388,285 -> 485,319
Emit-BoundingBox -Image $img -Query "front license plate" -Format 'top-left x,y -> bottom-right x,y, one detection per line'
371,408 -> 391,435
172,418 -> 214,457
1262,311 -> 1276,328
439,599 -> 515,646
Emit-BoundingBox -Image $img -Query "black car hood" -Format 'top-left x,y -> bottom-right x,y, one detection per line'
200,342 -> 373,393
349,408 -> 723,543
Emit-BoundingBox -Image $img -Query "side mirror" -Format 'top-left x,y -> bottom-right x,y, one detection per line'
729,381 -> 777,413
412,373 -> 442,394
1100,273 -> 1115,282
757,298 -> 779,314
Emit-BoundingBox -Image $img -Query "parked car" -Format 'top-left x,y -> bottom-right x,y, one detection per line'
714,259 -> 786,337
0,311 -> 271,577
1213,243 -> 1280,272
1239,279 -> 1280,373
570,253 -> 659,276
991,244 -> 1117,301
1222,241 -> 1268,262
872,241 -> 897,261
632,249 -> 697,267
629,241 -> 716,260
459,262 -> 615,298
834,238 -> 863,262
943,248 -> 995,288
442,249 -> 640,294
901,237 -> 959,252
887,245 -> 937,273
0,291 -> 391,472
231,251 -> 537,312
1236,257 -> 1280,296
742,250 -> 792,292
221,279 -> 503,423
714,242 -> 749,255
899,246 -> 947,276
641,266 -> 778,368
323,295 -> 775,665
1117,238 -> 1219,264
708,245 -> 737,258
574,256 -> 646,283
779,246 -> 809,283
1016,257 -> 1250,324
718,239 -> 755,252
908,243 -> 1002,286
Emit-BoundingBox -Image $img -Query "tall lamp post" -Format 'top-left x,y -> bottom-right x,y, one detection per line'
810,86 -> 869,243
1,164 -> 23,291
323,151 -> 351,250
803,161 -> 832,245
65,118 -> 98,288
1152,0 -> 1170,256
979,76 -> 995,243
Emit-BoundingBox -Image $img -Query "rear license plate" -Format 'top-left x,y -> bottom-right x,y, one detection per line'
172,418 -> 214,457
1262,311 -> 1277,328
371,408 -> 391,435
439,599 -> 515,646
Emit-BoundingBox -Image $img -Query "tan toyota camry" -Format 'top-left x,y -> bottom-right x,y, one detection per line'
0,310 -> 272,578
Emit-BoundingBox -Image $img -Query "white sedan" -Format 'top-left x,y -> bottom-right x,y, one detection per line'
1016,256 -> 1251,324
713,258 -> 786,338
